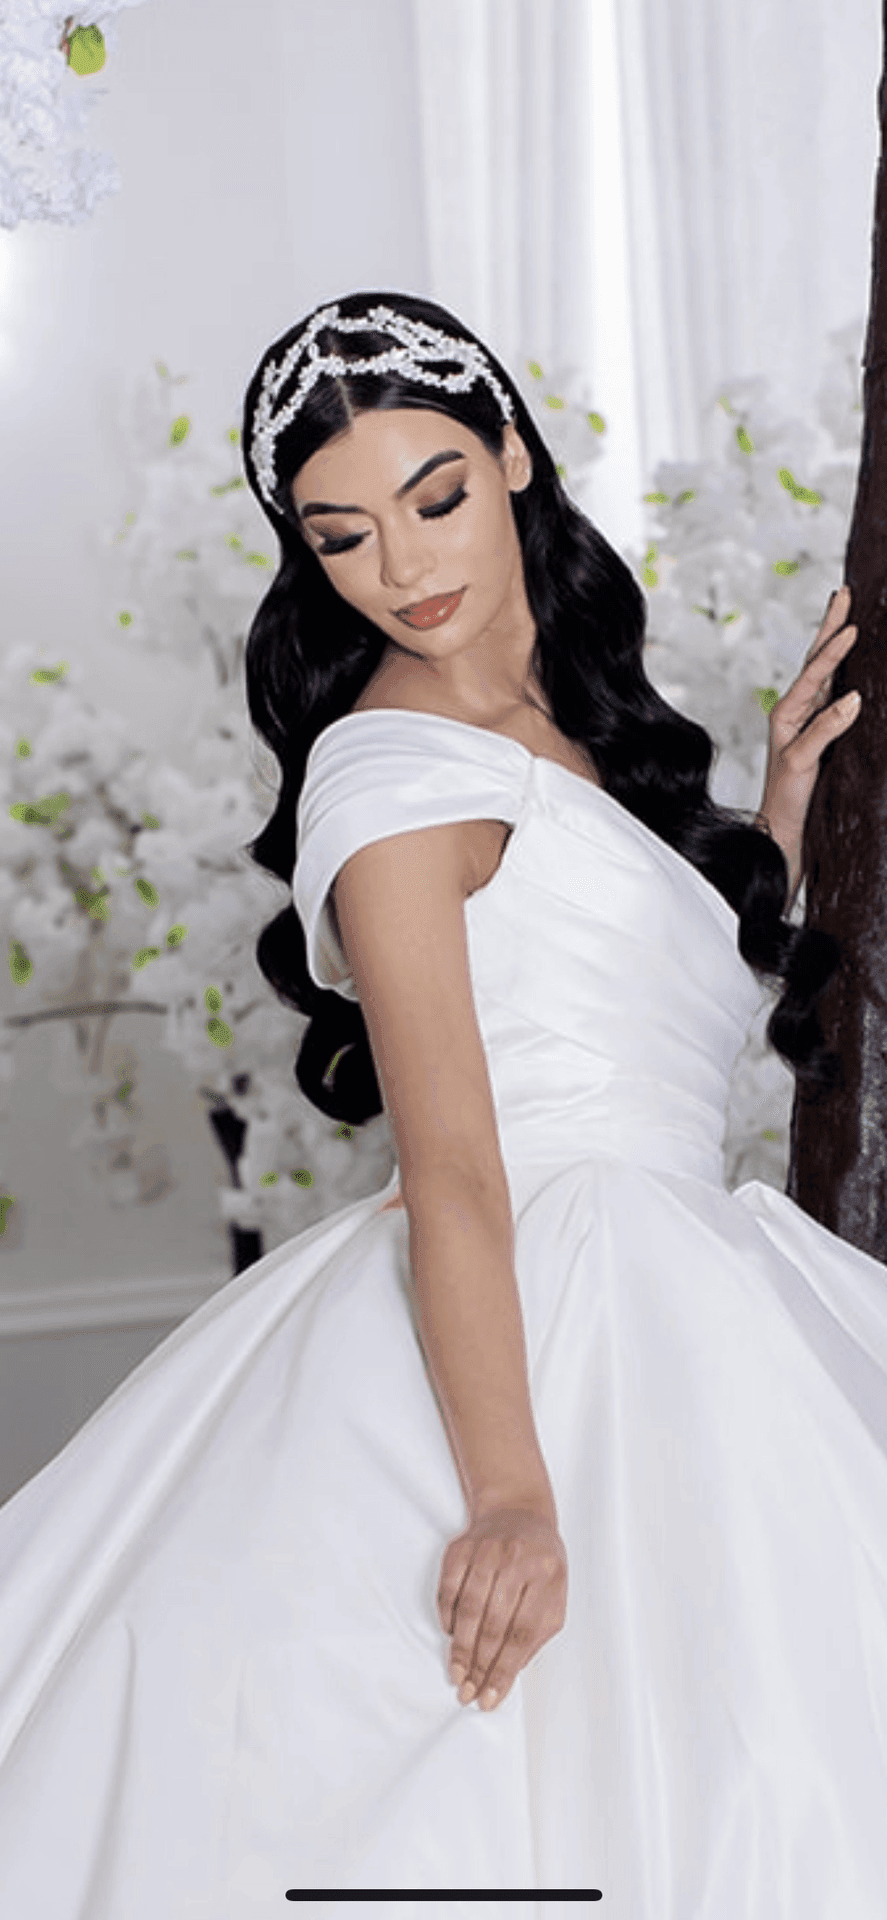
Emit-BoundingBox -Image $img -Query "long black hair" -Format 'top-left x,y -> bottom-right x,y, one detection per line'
240,289 -> 842,1125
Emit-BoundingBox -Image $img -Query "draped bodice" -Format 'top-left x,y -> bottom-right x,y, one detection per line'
293,710 -> 763,1201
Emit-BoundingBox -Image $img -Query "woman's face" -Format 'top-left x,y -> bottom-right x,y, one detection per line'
290,407 -> 534,665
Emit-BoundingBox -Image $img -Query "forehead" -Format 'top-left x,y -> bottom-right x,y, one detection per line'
291,407 -> 482,497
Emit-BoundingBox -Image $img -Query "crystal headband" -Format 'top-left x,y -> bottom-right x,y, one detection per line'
250,302 -> 516,507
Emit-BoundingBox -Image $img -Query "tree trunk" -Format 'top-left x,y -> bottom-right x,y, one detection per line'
786,1 -> 887,1259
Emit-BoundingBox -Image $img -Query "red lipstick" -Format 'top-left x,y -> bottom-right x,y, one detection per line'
395,588 -> 466,630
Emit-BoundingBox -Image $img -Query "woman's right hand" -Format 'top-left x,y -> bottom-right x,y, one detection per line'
437,1504 -> 568,1711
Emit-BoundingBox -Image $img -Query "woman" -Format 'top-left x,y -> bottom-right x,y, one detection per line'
1,290 -> 885,1917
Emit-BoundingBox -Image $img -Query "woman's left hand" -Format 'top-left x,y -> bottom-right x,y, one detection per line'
755,584 -> 862,899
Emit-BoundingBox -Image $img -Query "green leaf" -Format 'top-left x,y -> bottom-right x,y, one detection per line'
644,545 -> 658,562
135,878 -> 160,906
156,361 -> 170,379
30,663 -> 68,683
175,548 -> 198,562
587,411 -> 606,433
335,1123 -> 354,1139
0,1196 -> 16,1236
773,559 -> 800,576
227,426 -> 241,444
169,415 -> 191,446
544,394 -> 566,411
117,611 -> 134,628
289,1168 -> 314,1187
141,811 -> 161,830
755,686 -> 780,714
644,491 -> 670,504
778,466 -> 822,507
761,1128 -> 782,1142
259,1172 -> 278,1186
206,1016 -> 234,1048
15,738 -> 32,757
721,610 -> 740,624
132,946 -> 161,969
10,791 -> 71,825
115,1080 -> 134,1104
67,25 -> 105,75
675,488 -> 697,505
718,395 -> 736,416
527,360 -> 544,380
204,985 -> 223,1013
210,477 -> 246,495
8,941 -> 32,987
166,923 -> 187,947
225,534 -> 243,550
555,463 -> 567,480
643,567 -> 659,588
736,425 -> 755,453
245,551 -> 272,567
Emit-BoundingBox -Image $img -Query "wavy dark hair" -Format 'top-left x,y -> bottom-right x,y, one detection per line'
240,288 -> 843,1125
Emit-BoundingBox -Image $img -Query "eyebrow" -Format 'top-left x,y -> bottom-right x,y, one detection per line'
297,449 -> 467,521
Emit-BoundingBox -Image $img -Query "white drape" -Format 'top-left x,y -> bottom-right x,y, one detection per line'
411,0 -> 879,554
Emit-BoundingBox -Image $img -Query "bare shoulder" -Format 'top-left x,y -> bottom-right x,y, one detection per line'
331,822 -> 509,1200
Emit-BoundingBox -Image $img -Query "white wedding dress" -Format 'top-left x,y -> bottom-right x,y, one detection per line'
2,707 -> 887,1919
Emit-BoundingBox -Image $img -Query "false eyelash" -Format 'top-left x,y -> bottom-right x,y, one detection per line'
317,484 -> 468,557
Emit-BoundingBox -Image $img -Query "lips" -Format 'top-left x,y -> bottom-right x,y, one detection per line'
395,588 -> 465,630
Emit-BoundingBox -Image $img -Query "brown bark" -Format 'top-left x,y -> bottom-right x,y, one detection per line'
786,4 -> 887,1259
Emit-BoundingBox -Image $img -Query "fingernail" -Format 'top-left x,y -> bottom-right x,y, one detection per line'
450,1663 -> 466,1687
842,689 -> 862,711
458,1681 -> 477,1704
479,1687 -> 499,1710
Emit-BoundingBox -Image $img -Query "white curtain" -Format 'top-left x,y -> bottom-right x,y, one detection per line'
615,0 -> 879,467
411,0 -> 879,553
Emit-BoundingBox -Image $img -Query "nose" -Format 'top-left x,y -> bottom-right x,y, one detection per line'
377,517 -> 430,594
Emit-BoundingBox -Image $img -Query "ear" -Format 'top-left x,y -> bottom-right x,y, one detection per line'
500,422 -> 533,494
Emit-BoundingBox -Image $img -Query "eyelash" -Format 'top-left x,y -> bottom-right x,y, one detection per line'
316,483 -> 468,557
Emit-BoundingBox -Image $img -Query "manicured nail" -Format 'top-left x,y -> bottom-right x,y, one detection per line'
479,1687 -> 499,1710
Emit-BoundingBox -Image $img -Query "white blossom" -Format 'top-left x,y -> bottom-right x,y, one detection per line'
0,0 -> 150,229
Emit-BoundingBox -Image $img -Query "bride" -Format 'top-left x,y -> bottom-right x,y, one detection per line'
0,289 -> 883,1917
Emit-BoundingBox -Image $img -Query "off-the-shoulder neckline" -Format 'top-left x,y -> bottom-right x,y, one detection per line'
311,705 -> 742,936
316,703 -> 604,796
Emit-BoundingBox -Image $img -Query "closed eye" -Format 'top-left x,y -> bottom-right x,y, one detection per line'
316,484 -> 468,557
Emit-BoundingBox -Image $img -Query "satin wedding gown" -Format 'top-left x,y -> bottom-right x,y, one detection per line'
2,706 -> 887,1919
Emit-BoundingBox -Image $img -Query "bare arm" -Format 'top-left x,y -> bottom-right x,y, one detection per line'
332,821 -> 555,1523
403,1165 -> 556,1520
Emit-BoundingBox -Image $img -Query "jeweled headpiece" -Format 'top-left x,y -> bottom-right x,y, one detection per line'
249,302 -> 516,508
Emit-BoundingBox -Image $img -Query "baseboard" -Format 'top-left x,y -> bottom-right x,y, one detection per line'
0,1269 -> 228,1337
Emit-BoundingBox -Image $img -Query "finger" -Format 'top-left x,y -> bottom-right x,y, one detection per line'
777,626 -> 858,732
782,690 -> 862,772
448,1555 -> 502,1689
821,583 -> 852,638
474,1587 -> 538,1709
460,1575 -> 528,1695
438,1545 -> 475,1635
803,619 -> 858,673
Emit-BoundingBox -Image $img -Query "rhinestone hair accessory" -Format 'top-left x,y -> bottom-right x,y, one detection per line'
250,302 -> 517,507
